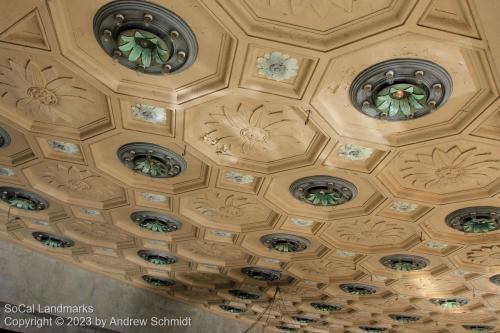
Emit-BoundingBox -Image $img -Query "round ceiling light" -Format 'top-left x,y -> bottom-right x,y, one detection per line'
289,175 -> 357,207
276,325 -> 299,332
430,297 -> 468,309
340,283 -> 377,296
389,314 -> 420,323
142,275 -> 176,287
380,254 -> 430,272
310,302 -> 342,313
291,316 -> 317,324
350,59 -> 452,121
218,304 -> 246,314
489,274 -> 500,286
228,290 -> 260,300
0,127 -> 11,148
32,232 -> 74,248
0,187 -> 48,211
462,325 -> 495,332
446,207 -> 500,234
137,250 -> 177,265
260,234 -> 310,253
94,0 -> 197,74
359,327 -> 387,333
117,143 -> 186,178
241,267 -> 281,282
130,211 -> 181,233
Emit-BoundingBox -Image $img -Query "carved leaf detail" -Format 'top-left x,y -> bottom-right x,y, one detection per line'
180,240 -> 246,260
465,245 -> 500,265
334,219 -> 410,244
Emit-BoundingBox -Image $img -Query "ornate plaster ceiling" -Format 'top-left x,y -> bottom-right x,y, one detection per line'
0,0 -> 499,332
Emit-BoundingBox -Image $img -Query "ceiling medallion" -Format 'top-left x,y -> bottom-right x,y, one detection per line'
218,304 -> 246,314
359,327 -> 387,333
142,275 -> 175,287
350,59 -> 452,121
47,140 -> 80,154
445,206 -> 500,234
276,325 -> 299,332
0,127 -> 11,148
260,233 -> 310,253
389,314 -> 420,323
338,143 -> 373,161
241,267 -> 282,281
117,143 -> 186,178
490,274 -> 500,286
339,283 -> 377,296
430,297 -> 468,309
289,175 -> 357,207
132,104 -> 167,124
130,211 -> 181,233
32,232 -> 74,248
93,0 -> 197,74
310,302 -> 342,313
228,290 -> 260,300
256,52 -> 298,82
0,187 -> 48,211
380,254 -> 430,272
0,167 -> 15,177
137,250 -> 177,265
462,325 -> 495,332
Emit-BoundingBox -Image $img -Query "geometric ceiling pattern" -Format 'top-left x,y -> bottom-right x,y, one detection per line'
0,1 -> 499,333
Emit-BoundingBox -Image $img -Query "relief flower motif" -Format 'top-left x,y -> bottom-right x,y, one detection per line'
256,52 -> 299,81
401,146 -> 500,189
0,59 -> 93,123
465,245 -> 500,265
225,171 -> 255,184
47,140 -> 80,154
131,104 -> 167,124
118,30 -> 169,68
335,219 -> 408,244
338,143 -> 373,161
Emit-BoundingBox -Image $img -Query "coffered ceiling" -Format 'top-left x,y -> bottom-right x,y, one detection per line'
0,0 -> 499,332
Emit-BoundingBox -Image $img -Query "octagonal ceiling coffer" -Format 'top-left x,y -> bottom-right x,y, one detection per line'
260,233 -> 310,253
228,290 -> 260,300
142,275 -> 176,287
130,211 -> 181,233
389,314 -> 420,323
0,127 -> 11,148
350,59 -> 452,121
289,175 -> 357,207
137,250 -> 177,265
0,187 -> 49,211
241,267 -> 281,281
462,325 -> 495,332
380,254 -> 430,272
339,283 -> 377,296
310,302 -> 342,313
32,232 -> 74,248
218,304 -> 246,313
430,297 -> 468,309
93,0 -> 197,74
117,143 -> 186,178
445,207 -> 500,234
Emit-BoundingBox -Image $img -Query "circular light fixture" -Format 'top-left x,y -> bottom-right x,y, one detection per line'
137,250 -> 177,265
228,290 -> 260,300
260,234 -> 310,253
389,314 -> 420,323
218,304 -> 246,313
292,316 -> 317,324
130,211 -> 181,233
0,127 -> 11,148
289,175 -> 357,207
32,232 -> 74,248
430,297 -> 468,309
359,327 -> 387,333
241,267 -> 281,281
276,325 -> 299,332
350,59 -> 452,121
310,302 -> 342,313
380,254 -> 430,272
0,187 -> 48,211
93,0 -> 197,74
462,325 -> 495,332
489,274 -> 500,286
117,143 -> 186,178
142,275 -> 176,287
339,283 -> 377,296
446,207 -> 500,234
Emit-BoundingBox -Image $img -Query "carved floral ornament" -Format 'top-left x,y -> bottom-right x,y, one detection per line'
0,59 -> 93,123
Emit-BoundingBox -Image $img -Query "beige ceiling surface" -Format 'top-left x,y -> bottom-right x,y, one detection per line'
0,0 -> 499,332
